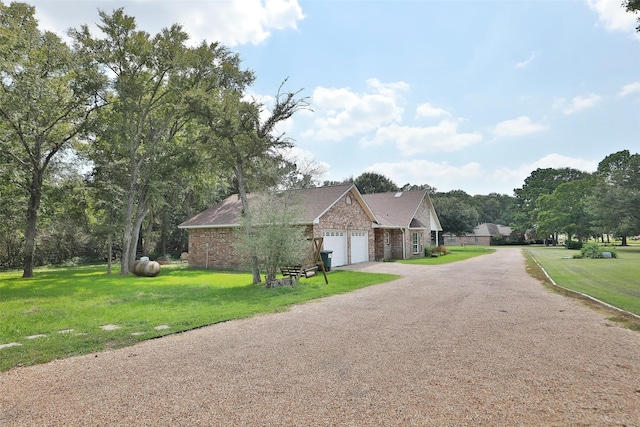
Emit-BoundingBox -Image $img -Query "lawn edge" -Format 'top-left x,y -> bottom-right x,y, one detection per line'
523,249 -> 640,329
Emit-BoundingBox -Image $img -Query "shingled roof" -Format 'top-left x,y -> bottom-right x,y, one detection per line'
362,190 -> 437,229
178,184 -> 376,229
473,223 -> 512,237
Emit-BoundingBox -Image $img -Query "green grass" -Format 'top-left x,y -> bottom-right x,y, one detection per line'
525,245 -> 640,317
0,264 -> 398,372
396,245 -> 495,265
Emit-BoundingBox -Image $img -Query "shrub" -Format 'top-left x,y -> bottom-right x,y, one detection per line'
565,240 -> 583,250
580,242 -> 617,259
424,246 -> 432,258
435,245 -> 448,255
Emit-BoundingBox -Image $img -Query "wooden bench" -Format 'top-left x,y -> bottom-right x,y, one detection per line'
280,265 -> 318,280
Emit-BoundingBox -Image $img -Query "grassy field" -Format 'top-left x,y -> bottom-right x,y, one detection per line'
0,265 -> 397,372
397,245 -> 495,265
525,245 -> 640,317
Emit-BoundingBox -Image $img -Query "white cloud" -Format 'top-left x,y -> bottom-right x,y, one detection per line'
585,0 -> 639,36
33,0 -> 304,46
363,160 -> 484,192
305,79 -> 408,141
493,153 -> 598,192
415,103 -> 451,119
553,93 -> 602,115
360,121 -> 483,155
492,116 -> 548,137
515,52 -> 537,69
282,146 -> 329,180
619,82 -> 640,97
174,0 -> 304,46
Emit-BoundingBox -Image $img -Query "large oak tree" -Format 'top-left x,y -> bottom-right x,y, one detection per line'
0,2 -> 106,277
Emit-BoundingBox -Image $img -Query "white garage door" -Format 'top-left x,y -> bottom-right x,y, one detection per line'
350,231 -> 369,264
322,230 -> 347,267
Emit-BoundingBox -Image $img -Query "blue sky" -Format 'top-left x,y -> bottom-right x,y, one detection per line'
29,0 -> 639,195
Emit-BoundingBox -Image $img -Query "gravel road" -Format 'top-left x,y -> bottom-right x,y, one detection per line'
1,248 -> 639,426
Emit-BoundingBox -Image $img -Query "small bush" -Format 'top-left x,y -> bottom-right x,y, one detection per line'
435,245 -> 448,255
565,240 -> 583,250
580,242 -> 617,259
424,246 -> 432,258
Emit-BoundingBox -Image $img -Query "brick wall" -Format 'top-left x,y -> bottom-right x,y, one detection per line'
186,189 -> 378,269
315,189 -> 374,263
187,227 -> 246,270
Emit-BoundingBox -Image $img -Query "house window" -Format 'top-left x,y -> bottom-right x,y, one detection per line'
412,232 -> 420,254
384,232 -> 390,245
447,235 -> 456,243
345,195 -> 352,205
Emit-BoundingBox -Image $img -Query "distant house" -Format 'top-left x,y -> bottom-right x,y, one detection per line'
442,223 -> 513,246
178,185 -> 443,269
362,190 -> 442,260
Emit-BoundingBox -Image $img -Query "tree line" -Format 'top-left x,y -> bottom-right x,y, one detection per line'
0,3 -> 309,277
512,151 -> 640,246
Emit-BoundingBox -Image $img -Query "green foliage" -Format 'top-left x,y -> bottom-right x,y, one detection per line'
431,191 -> 480,236
490,235 -> 528,246
565,240 -> 583,250
424,246 -> 432,257
580,242 -> 617,259
0,264 -> 398,371
472,193 -> 516,225
354,172 -> 399,194
588,150 -> 640,245
234,191 -> 310,282
536,179 -> 594,242
513,167 -> 590,237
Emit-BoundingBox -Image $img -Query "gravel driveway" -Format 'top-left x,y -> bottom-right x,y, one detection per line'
1,248 -> 639,426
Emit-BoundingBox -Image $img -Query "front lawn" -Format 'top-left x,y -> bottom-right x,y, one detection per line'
0,264 -> 397,372
397,245 -> 495,265
525,246 -> 640,317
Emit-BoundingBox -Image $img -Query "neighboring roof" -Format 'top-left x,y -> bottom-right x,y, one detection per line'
473,223 -> 512,237
362,190 -> 442,231
178,184 -> 377,229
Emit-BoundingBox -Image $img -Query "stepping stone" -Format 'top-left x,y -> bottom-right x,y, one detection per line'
100,324 -> 120,331
131,332 -> 145,336
0,342 -> 22,350
57,329 -> 74,334
154,325 -> 170,330
25,334 -> 47,340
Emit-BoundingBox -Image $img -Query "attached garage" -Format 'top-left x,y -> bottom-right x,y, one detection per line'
350,231 -> 369,264
322,230 -> 347,267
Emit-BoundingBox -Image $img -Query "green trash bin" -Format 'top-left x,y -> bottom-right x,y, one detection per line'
320,250 -> 333,271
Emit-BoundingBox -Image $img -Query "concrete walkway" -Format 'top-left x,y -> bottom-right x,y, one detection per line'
1,248 -> 639,425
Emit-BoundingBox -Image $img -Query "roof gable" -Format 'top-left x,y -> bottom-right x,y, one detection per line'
362,190 -> 440,230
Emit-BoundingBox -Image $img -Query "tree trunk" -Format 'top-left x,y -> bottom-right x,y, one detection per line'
22,173 -> 43,278
142,208 -> 154,256
120,157 -> 140,275
235,163 -> 261,285
120,189 -> 136,275
107,233 -> 113,275
125,187 -> 151,268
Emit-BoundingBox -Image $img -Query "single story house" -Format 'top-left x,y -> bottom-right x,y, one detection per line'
443,223 -> 512,246
362,190 -> 442,260
178,184 -> 443,269
179,184 -> 375,269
